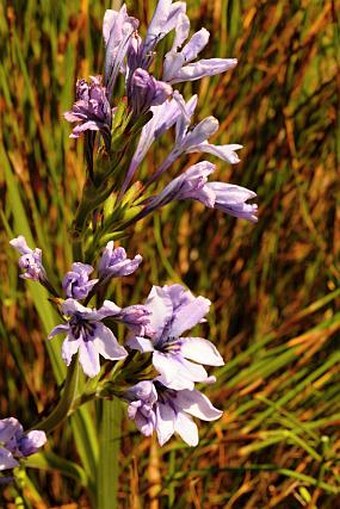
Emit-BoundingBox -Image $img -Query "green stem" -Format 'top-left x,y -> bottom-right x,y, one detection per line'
97,398 -> 122,509
35,355 -> 79,433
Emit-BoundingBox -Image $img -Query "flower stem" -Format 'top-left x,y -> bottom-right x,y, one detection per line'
96,398 -> 122,509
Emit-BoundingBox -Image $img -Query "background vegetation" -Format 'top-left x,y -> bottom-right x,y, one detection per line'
0,0 -> 338,507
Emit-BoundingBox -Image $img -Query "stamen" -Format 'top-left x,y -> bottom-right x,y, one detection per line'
70,314 -> 96,341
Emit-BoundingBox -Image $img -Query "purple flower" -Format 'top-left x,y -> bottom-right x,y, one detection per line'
121,90 -> 187,194
127,381 -> 223,446
147,94 -> 242,184
62,262 -> 98,300
140,1 -> 187,68
145,161 -> 216,212
126,381 -> 158,436
49,299 -> 128,377
128,68 -> 172,117
145,162 -> 258,223
64,76 -> 112,148
206,182 -> 258,222
103,6 -> 139,100
112,304 -> 153,337
187,141 -> 243,164
98,241 -> 142,279
10,236 -> 46,282
0,418 -> 46,471
163,24 -> 237,84
127,284 -> 224,390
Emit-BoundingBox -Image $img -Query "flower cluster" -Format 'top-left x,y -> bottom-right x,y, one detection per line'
64,1 -> 258,225
125,284 -> 224,445
0,418 -> 46,471
11,237 -> 224,446
9,0 -> 259,451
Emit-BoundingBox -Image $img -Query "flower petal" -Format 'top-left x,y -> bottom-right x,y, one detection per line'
9,236 -> 30,255
183,116 -> 219,150
0,448 -> 18,470
181,337 -> 224,366
61,336 -> 80,366
153,353 -> 208,390
208,182 -> 257,202
126,335 -> 155,352
78,341 -> 101,378
181,28 -> 210,62
96,300 -> 122,320
153,352 -> 194,390
174,412 -> 198,446
155,401 -> 176,446
144,0 -> 186,56
144,286 -> 173,340
171,12 -> 190,51
170,58 -> 237,84
92,323 -> 128,360
170,296 -> 211,337
48,324 -> 70,339
0,418 -> 21,443
175,389 -> 223,421
187,142 -> 243,164
61,299 -> 93,318
19,431 -> 47,456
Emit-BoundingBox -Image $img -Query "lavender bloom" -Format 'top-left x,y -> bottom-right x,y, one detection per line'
103,6 -> 139,100
110,305 -> 153,337
146,161 -> 216,212
127,381 -> 223,446
49,299 -> 128,377
206,182 -> 258,223
147,95 -> 242,185
98,241 -> 142,279
0,418 -> 46,471
121,91 -> 188,194
62,262 -> 98,300
126,32 -> 144,75
146,162 -> 258,222
163,24 -> 237,84
187,141 -> 243,164
126,381 -> 158,436
127,284 -> 224,390
141,1 -> 187,68
128,68 -> 172,117
64,76 -> 112,148
10,236 -> 46,282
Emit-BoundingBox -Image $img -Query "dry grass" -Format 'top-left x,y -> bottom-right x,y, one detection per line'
0,0 -> 338,507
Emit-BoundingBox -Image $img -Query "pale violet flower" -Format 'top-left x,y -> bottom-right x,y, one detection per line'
147,94 -> 242,185
187,141 -> 243,164
121,91 -> 188,194
206,182 -> 258,223
145,161 -> 216,212
125,381 -> 158,436
98,241 -> 142,279
0,418 -> 46,471
127,381 -> 223,446
10,235 -> 46,282
163,24 -> 237,84
145,161 -> 258,223
62,262 -> 98,300
49,299 -> 129,377
64,76 -> 112,149
103,6 -> 139,100
113,304 -> 153,336
127,284 -> 224,390
141,1 -> 187,67
128,68 -> 172,117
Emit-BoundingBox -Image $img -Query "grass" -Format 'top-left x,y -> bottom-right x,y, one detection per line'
0,0 -> 339,507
